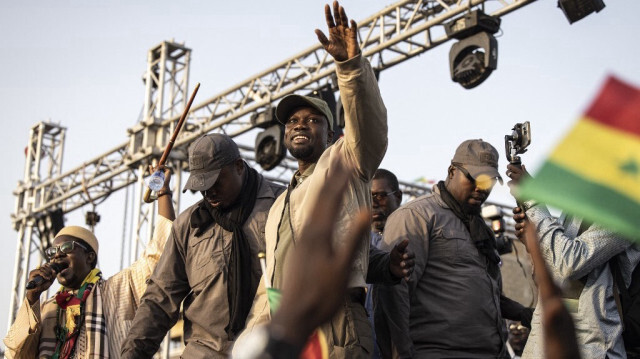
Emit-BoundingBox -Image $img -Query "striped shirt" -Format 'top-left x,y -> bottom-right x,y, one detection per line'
3,215 -> 172,359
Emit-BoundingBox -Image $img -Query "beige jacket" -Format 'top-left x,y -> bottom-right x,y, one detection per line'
3,215 -> 173,359
240,53 -> 388,336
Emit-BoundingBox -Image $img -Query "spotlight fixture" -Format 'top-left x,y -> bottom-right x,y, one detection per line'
445,10 -> 500,89
85,211 -> 101,227
36,208 -> 65,249
255,124 -> 286,171
252,106 -> 286,171
481,205 -> 512,255
558,0 -> 605,24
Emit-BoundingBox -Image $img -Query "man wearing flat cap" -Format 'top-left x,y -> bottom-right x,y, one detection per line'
374,139 -> 531,358
238,2 -> 393,358
4,167 -> 175,359
121,134 -> 284,358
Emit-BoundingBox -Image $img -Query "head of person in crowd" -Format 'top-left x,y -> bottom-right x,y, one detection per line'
445,139 -> 503,215
46,226 -> 99,290
276,95 -> 335,169
183,133 -> 245,210
371,168 -> 402,233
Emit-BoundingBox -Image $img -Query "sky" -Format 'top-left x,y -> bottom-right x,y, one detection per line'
1,0 -> 639,344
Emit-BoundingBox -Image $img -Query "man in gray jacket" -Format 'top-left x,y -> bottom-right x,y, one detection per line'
121,134 -> 284,358
376,139 -> 530,358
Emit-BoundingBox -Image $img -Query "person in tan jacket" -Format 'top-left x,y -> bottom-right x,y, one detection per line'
239,2 -> 388,357
4,166 -> 175,359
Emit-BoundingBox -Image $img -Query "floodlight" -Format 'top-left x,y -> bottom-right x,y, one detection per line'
445,10 -> 500,89
255,124 -> 286,171
36,208 -> 65,248
250,107 -> 276,129
449,32 -> 498,89
558,0 -> 605,24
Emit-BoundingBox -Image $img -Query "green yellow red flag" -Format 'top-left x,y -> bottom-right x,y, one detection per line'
267,288 -> 329,359
519,75 -> 640,240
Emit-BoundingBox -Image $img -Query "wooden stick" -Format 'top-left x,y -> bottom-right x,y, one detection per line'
143,83 -> 201,203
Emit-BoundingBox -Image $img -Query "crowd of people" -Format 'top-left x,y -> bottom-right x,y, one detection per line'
4,1 -> 640,359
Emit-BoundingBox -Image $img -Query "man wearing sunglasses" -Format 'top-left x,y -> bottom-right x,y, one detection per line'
374,139 -> 531,358
4,166 -> 175,359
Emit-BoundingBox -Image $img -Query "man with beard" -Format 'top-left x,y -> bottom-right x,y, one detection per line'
4,166 -> 175,358
121,134 -> 284,358
375,139 -> 531,358
239,2 -> 388,357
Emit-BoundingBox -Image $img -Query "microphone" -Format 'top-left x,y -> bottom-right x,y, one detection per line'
26,262 -> 67,290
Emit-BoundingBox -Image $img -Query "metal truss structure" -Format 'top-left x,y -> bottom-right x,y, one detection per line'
9,0 -> 537,346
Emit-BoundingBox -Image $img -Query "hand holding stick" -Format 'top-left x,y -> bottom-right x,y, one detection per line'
144,83 -> 200,203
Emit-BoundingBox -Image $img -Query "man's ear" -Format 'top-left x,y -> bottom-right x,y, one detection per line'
447,165 -> 455,180
327,130 -> 334,145
394,190 -> 403,202
87,251 -> 97,268
234,158 -> 244,175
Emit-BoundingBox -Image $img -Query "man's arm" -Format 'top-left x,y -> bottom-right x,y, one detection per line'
518,205 -> 631,281
108,165 -> 174,300
120,224 -> 191,358
367,240 -> 414,284
373,208 -> 427,359
3,299 -> 43,359
316,1 -> 388,180
508,163 -> 632,281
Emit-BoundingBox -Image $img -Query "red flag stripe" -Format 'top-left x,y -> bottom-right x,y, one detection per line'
584,76 -> 640,137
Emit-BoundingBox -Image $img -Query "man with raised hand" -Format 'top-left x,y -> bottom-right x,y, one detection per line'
121,134 -> 283,358
4,166 -> 175,359
241,2 -> 388,357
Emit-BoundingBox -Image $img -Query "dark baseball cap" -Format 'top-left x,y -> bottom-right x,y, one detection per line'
182,134 -> 241,193
275,94 -> 334,131
451,139 -> 503,185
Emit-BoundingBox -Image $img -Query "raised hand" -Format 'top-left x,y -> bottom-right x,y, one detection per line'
149,164 -> 176,220
315,1 -> 360,62
512,206 -> 527,243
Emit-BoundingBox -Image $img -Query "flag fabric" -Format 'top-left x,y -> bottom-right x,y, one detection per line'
266,288 -> 329,359
519,75 -> 640,241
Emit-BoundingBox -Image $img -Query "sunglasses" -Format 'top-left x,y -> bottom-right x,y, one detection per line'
371,190 -> 398,202
452,162 -> 497,189
45,241 -> 90,259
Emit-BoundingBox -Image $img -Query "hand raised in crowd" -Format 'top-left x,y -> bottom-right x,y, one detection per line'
26,263 -> 59,305
269,155 -> 370,349
522,223 -> 580,359
315,1 -> 361,62
389,239 -> 415,281
149,164 -> 176,221
512,206 -> 528,244
506,163 -> 531,196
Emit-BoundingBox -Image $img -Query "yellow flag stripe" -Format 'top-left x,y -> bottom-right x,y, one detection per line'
549,117 -> 640,203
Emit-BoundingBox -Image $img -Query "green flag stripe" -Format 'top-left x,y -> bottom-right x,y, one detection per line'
519,161 -> 640,241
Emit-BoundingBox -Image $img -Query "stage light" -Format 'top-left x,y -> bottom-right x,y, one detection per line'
252,106 -> 286,170
482,205 -> 512,255
36,208 -> 65,249
445,10 -> 500,89
250,106 -> 276,129
449,32 -> 498,89
255,124 -> 286,171
558,0 -> 605,24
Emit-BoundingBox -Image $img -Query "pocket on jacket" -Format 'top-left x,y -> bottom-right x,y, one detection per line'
188,234 -> 225,289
